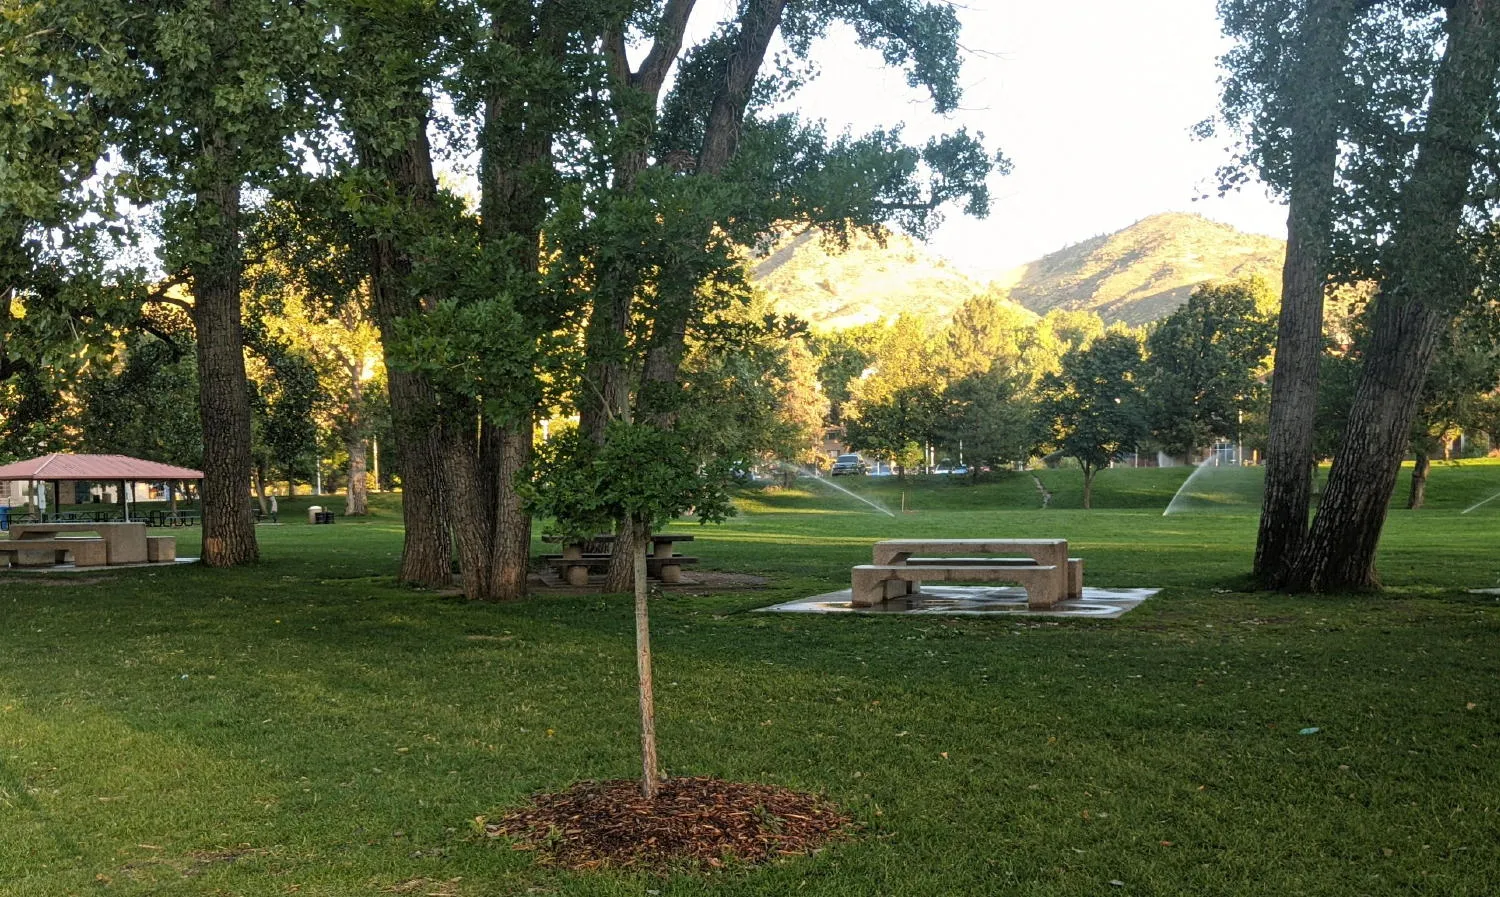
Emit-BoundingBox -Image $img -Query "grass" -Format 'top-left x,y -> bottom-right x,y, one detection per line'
2,465 -> 1499,895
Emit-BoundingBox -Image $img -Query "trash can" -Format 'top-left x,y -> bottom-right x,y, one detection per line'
0,506 -> 8,531
307,505 -> 323,525
318,511 -> 335,525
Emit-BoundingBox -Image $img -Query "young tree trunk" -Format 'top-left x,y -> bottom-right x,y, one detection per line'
192,167 -> 259,567
1289,0 -> 1500,591
1082,466 -> 1095,510
1408,450 -> 1430,510
1254,0 -> 1357,587
633,529 -> 661,798
345,435 -> 369,516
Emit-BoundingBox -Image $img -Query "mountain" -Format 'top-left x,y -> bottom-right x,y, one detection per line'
748,230 -> 1031,330
749,213 -> 1286,330
997,212 -> 1286,325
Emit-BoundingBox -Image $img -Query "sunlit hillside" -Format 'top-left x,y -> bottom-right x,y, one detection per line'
748,230 -> 1030,330
750,214 -> 1286,331
997,212 -> 1286,325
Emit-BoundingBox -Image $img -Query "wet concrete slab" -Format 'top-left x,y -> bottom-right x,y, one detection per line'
758,585 -> 1158,618
0,557 -> 199,574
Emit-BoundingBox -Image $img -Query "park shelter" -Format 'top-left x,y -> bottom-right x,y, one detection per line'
0,454 -> 203,522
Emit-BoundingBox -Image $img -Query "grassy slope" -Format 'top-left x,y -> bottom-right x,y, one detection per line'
2,467 -> 1499,896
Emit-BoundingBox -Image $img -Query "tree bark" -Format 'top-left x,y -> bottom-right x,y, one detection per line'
697,0 -> 788,176
358,117 -> 453,588
1254,0 -> 1357,587
345,434 -> 369,516
1407,450 -> 1429,509
1082,466 -> 1094,510
633,529 -> 661,798
1288,0 -> 1500,591
192,165 -> 259,567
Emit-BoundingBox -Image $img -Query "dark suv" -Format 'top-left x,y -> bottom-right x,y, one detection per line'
830,453 -> 868,476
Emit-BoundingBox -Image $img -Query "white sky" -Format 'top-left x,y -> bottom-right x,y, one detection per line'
772,0 -> 1290,274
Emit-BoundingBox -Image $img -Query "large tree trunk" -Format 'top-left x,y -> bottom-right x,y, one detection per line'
359,118 -> 453,588
1253,0 -> 1357,587
1407,450 -> 1430,509
193,166 -> 259,567
1288,0 -> 1500,591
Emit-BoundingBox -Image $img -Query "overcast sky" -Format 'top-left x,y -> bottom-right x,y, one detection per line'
764,0 -> 1289,274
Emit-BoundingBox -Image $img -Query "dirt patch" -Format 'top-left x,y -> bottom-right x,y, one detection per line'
485,776 -> 851,871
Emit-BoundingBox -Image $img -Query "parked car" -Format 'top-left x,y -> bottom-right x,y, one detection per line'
830,453 -> 868,476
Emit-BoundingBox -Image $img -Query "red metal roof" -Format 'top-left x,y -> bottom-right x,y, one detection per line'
0,454 -> 203,481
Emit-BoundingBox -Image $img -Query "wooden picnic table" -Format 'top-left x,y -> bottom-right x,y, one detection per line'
8,521 -> 150,565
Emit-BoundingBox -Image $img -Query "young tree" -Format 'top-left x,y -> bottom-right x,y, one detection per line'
1040,332 -> 1149,509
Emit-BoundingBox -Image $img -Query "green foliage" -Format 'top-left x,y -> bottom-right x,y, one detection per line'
77,334 -> 202,468
524,422 -> 737,540
937,368 -> 1038,471
1144,278 -> 1276,457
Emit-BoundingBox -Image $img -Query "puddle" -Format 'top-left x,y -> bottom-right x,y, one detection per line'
756,586 -> 1158,619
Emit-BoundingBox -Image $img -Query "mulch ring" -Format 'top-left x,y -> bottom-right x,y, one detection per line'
484,776 -> 853,871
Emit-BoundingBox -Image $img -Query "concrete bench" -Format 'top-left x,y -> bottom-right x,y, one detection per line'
851,563 -> 1062,610
902,557 -> 1083,599
0,537 -> 108,568
542,554 -> 700,586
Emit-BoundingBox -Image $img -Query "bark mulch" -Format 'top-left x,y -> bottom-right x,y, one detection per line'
484,776 -> 853,871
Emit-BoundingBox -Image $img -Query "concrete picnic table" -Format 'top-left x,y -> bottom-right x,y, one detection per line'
8,521 -> 150,565
855,538 -> 1078,610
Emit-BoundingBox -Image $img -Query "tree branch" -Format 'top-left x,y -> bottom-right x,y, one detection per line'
633,0 -> 698,96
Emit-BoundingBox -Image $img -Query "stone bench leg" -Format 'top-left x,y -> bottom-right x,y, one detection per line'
1067,558 -> 1083,599
851,568 -> 888,607
147,537 -> 176,563
70,541 -> 108,567
658,563 -> 682,584
1024,572 -> 1063,610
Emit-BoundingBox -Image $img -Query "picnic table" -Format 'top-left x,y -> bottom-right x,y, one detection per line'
5,521 -> 152,566
543,534 -> 697,586
852,538 -> 1081,611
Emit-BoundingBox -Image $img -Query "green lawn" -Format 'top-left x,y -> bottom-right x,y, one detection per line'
3,465 -> 1499,895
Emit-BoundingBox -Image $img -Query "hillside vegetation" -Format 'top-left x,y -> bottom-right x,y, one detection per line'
999,212 -> 1286,324
749,230 -> 1032,330
752,213 -> 1286,330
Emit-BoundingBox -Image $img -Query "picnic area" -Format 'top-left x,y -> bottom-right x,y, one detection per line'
3,464 -> 1498,895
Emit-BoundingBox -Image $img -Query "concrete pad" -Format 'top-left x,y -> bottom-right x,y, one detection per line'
756,585 -> 1158,619
0,557 -> 199,574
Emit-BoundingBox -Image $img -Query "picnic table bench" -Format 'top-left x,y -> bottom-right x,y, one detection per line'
852,538 -> 1081,611
0,536 -> 109,567
5,522 -> 164,566
541,534 -> 697,586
